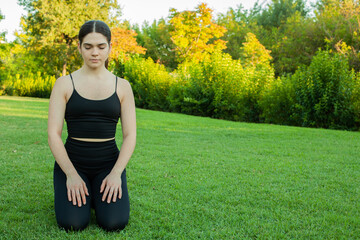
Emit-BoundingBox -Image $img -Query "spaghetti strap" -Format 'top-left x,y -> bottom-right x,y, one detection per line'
69,73 -> 75,90
115,76 -> 118,93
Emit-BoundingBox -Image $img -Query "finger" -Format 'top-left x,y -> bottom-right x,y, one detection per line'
100,180 -> 106,193
102,186 -> 110,201
112,188 -> 118,202
67,188 -> 72,202
72,190 -> 76,206
80,188 -> 86,205
107,187 -> 114,203
119,186 -> 122,199
107,188 -> 114,203
83,182 -> 89,196
76,189 -> 82,207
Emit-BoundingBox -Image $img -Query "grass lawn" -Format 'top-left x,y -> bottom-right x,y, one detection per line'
0,95 -> 359,239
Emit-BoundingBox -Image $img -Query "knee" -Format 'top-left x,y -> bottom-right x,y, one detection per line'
98,218 -> 129,232
57,218 -> 89,232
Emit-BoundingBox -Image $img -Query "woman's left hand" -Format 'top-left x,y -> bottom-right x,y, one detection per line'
100,171 -> 122,203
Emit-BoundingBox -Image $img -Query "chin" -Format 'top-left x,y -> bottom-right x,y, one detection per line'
87,62 -> 103,68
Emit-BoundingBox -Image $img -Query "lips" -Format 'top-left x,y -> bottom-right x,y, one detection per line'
91,59 -> 99,62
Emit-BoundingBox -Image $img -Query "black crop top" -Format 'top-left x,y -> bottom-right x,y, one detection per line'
65,74 -> 121,138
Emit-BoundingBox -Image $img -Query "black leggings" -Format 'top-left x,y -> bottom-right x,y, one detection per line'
53,138 -> 129,231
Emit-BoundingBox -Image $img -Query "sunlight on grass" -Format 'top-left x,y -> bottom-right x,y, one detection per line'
0,96 -> 49,119
0,111 -> 48,119
0,95 -> 49,102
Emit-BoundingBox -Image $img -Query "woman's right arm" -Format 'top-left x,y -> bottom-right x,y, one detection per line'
48,76 -> 88,207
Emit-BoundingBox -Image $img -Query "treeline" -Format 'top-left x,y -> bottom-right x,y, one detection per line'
1,0 -> 360,130
135,0 -> 360,75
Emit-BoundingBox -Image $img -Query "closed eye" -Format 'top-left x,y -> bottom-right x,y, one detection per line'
83,43 -> 107,49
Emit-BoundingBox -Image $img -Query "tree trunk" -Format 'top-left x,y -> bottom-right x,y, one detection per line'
62,40 -> 71,76
62,61 -> 67,76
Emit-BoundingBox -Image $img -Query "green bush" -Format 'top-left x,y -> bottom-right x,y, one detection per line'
241,62 -> 275,122
168,52 -> 246,120
0,72 -> 56,98
293,51 -> 358,129
352,74 -> 360,125
168,61 -> 207,116
123,55 -> 173,111
203,52 -> 245,120
168,51 -> 275,121
259,75 -> 297,125
260,50 -> 360,130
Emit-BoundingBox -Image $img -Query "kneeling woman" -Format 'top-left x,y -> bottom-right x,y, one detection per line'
47,20 -> 136,231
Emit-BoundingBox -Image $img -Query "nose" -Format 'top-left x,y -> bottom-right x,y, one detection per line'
91,48 -> 99,56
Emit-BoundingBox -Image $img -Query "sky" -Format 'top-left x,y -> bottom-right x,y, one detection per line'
0,0 -> 266,42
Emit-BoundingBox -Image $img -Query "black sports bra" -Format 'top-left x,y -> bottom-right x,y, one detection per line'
64,74 -> 121,139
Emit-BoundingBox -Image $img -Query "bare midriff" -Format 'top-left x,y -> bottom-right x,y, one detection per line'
71,137 -> 115,142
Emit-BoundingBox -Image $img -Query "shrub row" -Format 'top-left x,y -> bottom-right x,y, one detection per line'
0,72 -> 56,98
168,51 -> 275,121
122,51 -> 275,122
122,50 -> 360,130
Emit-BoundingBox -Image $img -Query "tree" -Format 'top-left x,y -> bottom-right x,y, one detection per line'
0,10 -> 9,78
240,32 -> 275,122
270,11 -> 321,74
314,0 -> 360,71
254,0 -> 311,75
217,1 -> 314,75
0,10 -> 5,42
169,3 -> 227,63
217,5 -> 262,60
18,0 -> 121,77
134,18 -> 177,70
110,27 -> 146,60
241,32 -> 272,68
109,26 -> 147,77
256,0 -> 309,29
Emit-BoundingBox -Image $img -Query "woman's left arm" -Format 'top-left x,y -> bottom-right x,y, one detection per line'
100,79 -> 136,203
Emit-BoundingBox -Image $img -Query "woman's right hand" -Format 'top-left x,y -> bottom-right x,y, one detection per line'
66,172 -> 89,207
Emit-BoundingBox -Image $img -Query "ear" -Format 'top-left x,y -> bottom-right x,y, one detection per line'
108,42 -> 112,54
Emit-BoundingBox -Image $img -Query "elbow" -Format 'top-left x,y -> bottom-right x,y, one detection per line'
47,130 -> 62,146
123,132 -> 136,147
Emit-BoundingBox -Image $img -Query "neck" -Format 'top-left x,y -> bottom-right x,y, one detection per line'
80,64 -> 108,77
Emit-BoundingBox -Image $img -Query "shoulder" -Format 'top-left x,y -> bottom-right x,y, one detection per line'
50,75 -> 74,101
53,75 -> 72,89
115,77 -> 134,102
117,77 -> 132,89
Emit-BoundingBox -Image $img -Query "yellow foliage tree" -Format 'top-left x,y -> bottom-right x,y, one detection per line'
240,32 -> 275,94
110,27 -> 146,61
241,32 -> 273,68
169,3 -> 227,63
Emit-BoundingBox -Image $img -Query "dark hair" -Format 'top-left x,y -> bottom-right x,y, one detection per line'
78,20 -> 111,68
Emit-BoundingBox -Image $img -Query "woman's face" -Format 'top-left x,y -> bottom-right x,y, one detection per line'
78,32 -> 112,69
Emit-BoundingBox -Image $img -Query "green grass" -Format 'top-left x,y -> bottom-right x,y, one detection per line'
0,95 -> 359,239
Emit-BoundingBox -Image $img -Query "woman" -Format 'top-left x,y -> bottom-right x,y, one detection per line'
47,20 -> 136,231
